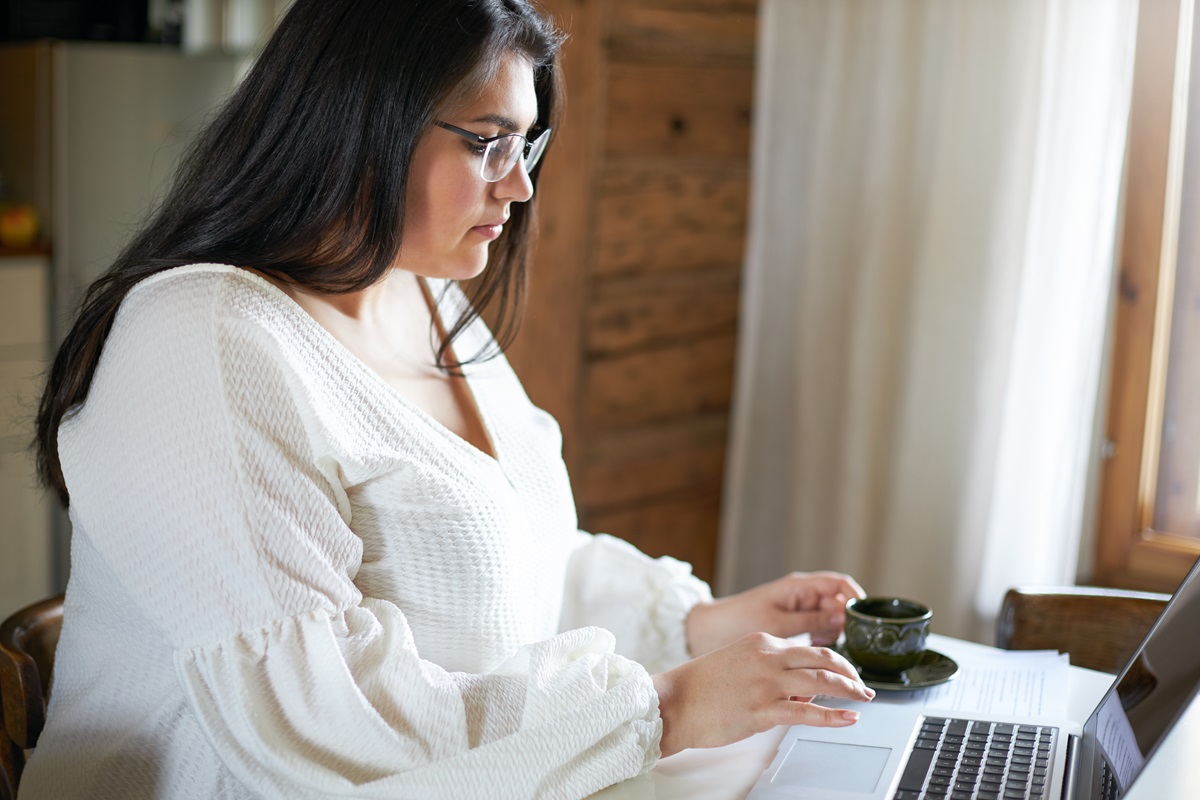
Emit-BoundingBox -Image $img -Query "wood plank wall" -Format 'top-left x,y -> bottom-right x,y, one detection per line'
506,0 -> 758,584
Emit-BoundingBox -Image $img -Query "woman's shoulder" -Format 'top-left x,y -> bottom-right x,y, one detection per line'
124,262 -> 285,311
120,263 -> 305,337
110,263 -> 320,371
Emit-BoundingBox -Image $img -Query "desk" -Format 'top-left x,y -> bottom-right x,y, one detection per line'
592,634 -> 1199,799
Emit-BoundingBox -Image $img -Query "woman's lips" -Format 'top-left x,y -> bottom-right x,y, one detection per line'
472,221 -> 505,240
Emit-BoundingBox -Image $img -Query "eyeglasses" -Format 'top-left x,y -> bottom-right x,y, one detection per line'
435,121 -> 552,183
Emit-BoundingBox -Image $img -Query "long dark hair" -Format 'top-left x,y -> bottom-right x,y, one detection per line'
34,0 -> 565,506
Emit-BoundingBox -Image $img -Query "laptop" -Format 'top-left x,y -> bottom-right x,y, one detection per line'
747,554 -> 1200,800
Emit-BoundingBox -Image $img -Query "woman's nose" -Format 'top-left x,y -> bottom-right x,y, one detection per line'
493,158 -> 535,202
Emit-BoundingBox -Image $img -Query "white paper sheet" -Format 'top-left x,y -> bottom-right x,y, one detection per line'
876,649 -> 1071,719
1096,689 -> 1144,789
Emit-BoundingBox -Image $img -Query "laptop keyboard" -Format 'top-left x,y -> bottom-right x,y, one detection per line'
1098,758 -> 1119,800
892,717 -> 1058,800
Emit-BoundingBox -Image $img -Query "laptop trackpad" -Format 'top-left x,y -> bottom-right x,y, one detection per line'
773,739 -> 892,793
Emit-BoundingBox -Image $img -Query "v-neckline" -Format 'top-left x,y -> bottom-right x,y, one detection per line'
229,265 -> 503,468
415,277 -> 499,463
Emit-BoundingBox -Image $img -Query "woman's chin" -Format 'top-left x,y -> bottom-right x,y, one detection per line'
396,254 -> 489,283
456,252 -> 492,281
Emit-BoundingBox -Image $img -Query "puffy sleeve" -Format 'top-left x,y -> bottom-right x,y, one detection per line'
559,532 -> 714,674
58,274 -> 661,799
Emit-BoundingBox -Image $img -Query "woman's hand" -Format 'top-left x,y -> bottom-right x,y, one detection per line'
685,572 -> 866,656
651,633 -> 875,756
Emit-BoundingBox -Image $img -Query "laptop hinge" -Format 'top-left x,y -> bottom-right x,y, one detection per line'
1060,733 -> 1079,800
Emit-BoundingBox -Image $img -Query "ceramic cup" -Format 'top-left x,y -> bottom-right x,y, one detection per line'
843,597 -> 932,677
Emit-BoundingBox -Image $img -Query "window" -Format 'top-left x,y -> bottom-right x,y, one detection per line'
1096,0 -> 1200,591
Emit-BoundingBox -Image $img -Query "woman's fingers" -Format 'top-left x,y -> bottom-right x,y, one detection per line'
782,643 -> 865,684
813,571 -> 867,601
784,571 -> 866,604
785,665 -> 874,704
763,638 -> 873,705
772,699 -> 863,728
784,663 -> 875,705
809,594 -> 848,645
654,635 -> 875,755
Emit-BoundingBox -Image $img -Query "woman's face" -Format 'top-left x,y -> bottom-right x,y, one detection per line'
399,52 -> 539,281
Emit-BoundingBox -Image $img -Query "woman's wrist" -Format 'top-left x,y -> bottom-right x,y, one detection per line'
685,594 -> 758,657
683,599 -> 718,657
651,670 -> 683,757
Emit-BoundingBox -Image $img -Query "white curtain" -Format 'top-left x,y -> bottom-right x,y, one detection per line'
718,0 -> 1138,642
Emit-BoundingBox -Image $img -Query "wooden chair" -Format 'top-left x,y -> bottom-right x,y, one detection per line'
0,594 -> 65,800
996,586 -> 1170,674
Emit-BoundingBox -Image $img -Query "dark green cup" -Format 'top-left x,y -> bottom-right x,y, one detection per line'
843,597 -> 932,677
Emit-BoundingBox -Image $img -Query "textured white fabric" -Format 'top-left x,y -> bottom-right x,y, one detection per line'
20,264 -> 712,800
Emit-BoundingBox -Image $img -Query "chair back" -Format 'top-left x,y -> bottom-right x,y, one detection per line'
0,594 -> 65,800
996,586 -> 1169,674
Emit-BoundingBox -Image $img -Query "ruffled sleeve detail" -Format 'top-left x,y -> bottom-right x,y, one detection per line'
559,532 -> 714,673
177,601 -> 660,799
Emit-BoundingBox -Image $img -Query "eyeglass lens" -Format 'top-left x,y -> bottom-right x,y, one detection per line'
483,131 -> 550,182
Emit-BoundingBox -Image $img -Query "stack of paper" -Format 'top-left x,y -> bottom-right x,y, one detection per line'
880,648 -> 1070,720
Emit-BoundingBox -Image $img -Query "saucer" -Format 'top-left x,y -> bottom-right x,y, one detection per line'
834,644 -> 959,691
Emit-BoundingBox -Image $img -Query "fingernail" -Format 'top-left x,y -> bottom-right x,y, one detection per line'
829,613 -> 844,627
840,710 -> 860,723
865,687 -> 876,699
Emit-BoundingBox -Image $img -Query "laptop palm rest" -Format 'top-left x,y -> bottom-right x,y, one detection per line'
774,739 -> 892,793
754,701 -> 919,798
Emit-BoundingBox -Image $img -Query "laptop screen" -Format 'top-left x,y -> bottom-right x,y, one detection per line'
1080,555 -> 1200,795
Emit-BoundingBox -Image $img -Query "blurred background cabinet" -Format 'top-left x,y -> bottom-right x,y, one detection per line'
0,40 -> 241,332
0,249 -> 51,612
0,40 -> 241,589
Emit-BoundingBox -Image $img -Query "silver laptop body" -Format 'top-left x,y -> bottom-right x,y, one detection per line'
748,555 -> 1200,800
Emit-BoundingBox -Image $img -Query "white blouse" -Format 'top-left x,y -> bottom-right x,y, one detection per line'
20,264 -> 712,800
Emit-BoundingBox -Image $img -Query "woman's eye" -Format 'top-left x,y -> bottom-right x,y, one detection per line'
465,141 -> 488,156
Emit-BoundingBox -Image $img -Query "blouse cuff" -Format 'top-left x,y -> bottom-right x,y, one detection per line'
561,533 -> 714,674
652,557 -> 714,668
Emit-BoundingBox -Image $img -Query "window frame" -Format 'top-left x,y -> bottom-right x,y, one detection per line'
1096,0 -> 1200,592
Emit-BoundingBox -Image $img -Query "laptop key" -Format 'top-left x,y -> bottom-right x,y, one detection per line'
896,747 -> 935,792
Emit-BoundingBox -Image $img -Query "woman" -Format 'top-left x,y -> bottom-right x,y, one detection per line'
25,1 -> 873,797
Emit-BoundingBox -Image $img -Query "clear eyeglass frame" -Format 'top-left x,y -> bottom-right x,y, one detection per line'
435,121 -> 552,182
